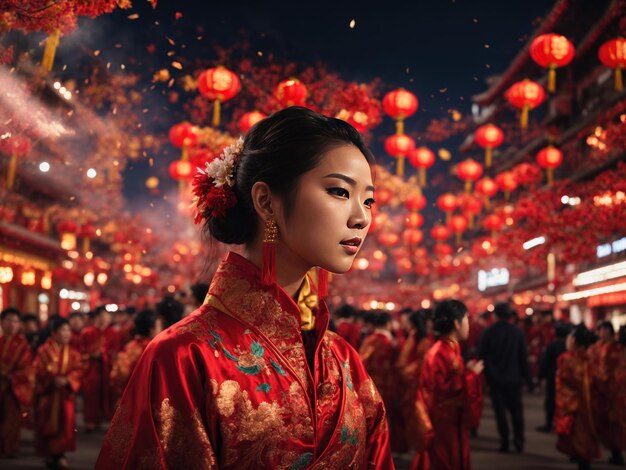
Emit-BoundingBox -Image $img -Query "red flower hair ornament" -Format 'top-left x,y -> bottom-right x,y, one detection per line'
191,137 -> 244,224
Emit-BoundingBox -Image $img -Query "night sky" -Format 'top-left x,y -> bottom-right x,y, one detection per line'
53,0 -> 556,213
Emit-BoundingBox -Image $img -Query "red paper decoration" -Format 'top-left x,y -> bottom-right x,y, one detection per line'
405,192 -> 426,212
474,124 -> 504,167
405,212 -> 424,229
239,111 -> 266,133
169,123 -> 199,163
529,34 -> 575,92
274,78 -> 308,108
458,194 -> 483,228
598,38 -> 626,91
476,177 -> 499,209
536,146 -> 563,185
403,228 -> 424,246
505,79 -> 545,129
408,146 -> 436,186
448,214 -> 468,246
198,66 -> 241,126
455,158 -> 483,193
383,88 -> 418,134
482,214 -> 503,238
495,171 -> 519,199
385,134 -> 416,177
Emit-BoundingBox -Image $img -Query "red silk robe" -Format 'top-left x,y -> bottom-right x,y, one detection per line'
110,336 -> 151,409
396,333 -> 433,449
555,350 -> 599,461
335,319 -> 361,350
411,338 -> 483,470
587,341 -> 626,451
33,339 -> 82,457
97,252 -> 394,469
0,333 -> 33,457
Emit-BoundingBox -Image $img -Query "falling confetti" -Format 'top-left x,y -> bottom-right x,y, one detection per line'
349,19 -> 356,29
127,13 -> 139,20
175,12 -> 183,20
438,148 -> 452,161
171,61 -> 183,70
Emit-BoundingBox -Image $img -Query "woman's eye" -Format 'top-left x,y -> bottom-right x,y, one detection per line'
327,187 -> 349,198
364,198 -> 376,208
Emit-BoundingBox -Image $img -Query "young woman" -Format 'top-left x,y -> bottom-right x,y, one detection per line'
555,324 -> 599,470
97,107 -> 393,469
411,299 -> 484,470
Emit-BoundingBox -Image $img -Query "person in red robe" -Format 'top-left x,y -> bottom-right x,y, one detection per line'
396,309 -> 433,449
412,299 -> 484,470
110,309 -> 162,409
588,321 -> 626,465
333,304 -> 362,350
0,307 -> 34,458
68,313 -> 84,352
96,107 -> 393,469
79,305 -> 116,430
33,316 -> 82,470
555,324 -> 599,470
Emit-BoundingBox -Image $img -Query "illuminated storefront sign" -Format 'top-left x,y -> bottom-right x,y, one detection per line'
478,268 -> 510,292
597,237 -> 626,258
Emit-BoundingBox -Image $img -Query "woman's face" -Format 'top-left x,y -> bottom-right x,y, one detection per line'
455,315 -> 470,341
275,144 -> 374,274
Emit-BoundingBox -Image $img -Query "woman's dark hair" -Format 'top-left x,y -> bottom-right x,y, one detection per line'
49,316 -> 69,332
597,320 -> 615,335
619,325 -> 626,347
134,309 -> 158,338
433,299 -> 468,335
156,296 -> 184,329
409,311 -> 427,341
1,307 -> 21,320
571,324 -> 597,348
335,304 -> 357,319
204,106 -> 375,244
373,312 -> 392,328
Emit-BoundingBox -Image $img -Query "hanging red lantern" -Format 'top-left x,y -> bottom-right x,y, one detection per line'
0,135 -> 32,189
378,232 -> 400,247
434,243 -> 453,256
274,78 -> 308,108
403,228 -> 424,246
598,38 -> 626,91
455,158 -> 483,193
505,79 -> 545,129
336,109 -> 372,133
169,123 -> 199,162
430,224 -> 451,243
79,223 -> 97,253
239,111 -> 266,133
475,177 -> 499,209
437,193 -> 458,223
529,34 -> 575,92
512,163 -> 543,186
56,220 -> 78,251
482,214 -> 503,238
189,148 -> 215,170
408,146 -> 436,186
405,192 -> 426,212
458,194 -> 483,229
384,134 -> 416,177
405,212 -> 424,229
474,124 -> 504,167
198,66 -> 241,127
536,146 -> 563,185
169,160 -> 193,195
495,171 -> 519,199
448,214 -> 468,246
383,88 -> 418,134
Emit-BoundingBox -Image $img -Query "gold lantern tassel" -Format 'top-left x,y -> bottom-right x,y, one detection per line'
505,191 -> 511,201
615,66 -> 623,91
83,238 -> 90,254
445,211 -> 451,225
396,119 -> 404,135
41,30 -> 60,72
7,153 -> 17,189
547,252 -> 556,283
212,99 -> 221,127
181,143 -> 189,162
485,147 -> 492,168
469,214 -> 475,230
455,232 -> 462,247
465,180 -> 471,193
396,155 -> 405,177
419,167 -> 426,187
547,168 -> 554,185
484,196 -> 491,211
520,104 -> 529,129
548,65 -> 556,93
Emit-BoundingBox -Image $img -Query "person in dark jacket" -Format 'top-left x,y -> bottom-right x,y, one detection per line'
536,322 -> 570,433
479,301 -> 533,453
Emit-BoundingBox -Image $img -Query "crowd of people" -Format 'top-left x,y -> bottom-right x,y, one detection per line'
0,283 -> 208,469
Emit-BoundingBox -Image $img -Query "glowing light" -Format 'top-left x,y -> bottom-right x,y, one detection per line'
0,266 -> 13,284
525,308 -> 534,316
41,272 -> 52,289
105,304 -> 119,312
523,236 -> 546,250
487,304 -> 495,312
96,273 -> 108,285
21,270 -> 36,286
385,302 -> 396,311
123,264 -> 132,273
86,168 -> 97,179
561,195 -> 570,204
39,162 -> 50,172
573,261 -> 626,287
85,251 -> 94,260
167,285 -> 176,293
373,250 -> 384,260
132,274 -> 142,284
53,82 -> 61,90
71,302 -> 81,310
421,299 -> 431,309
67,250 -> 79,259
369,300 -> 378,309
355,258 -> 369,270
481,240 -> 492,250
83,272 -> 95,287
562,282 -> 626,301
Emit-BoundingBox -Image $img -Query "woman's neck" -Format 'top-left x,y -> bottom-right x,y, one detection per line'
443,332 -> 459,343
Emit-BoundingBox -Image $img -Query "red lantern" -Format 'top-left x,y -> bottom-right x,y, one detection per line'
169,123 -> 199,163
385,134 -> 415,177
430,224 -> 451,243
598,38 -> 626,91
530,34 -> 575,92
505,79 -> 545,129
456,158 -> 483,193
80,224 -> 97,253
437,193 -> 458,223
403,229 -> 423,246
482,214 -> 503,238
458,194 -> 483,229
512,163 -> 543,186
198,66 -> 241,127
239,111 -> 266,133
274,78 -> 307,108
189,148 -> 215,170
405,212 -> 424,229
383,88 -> 418,134
169,160 -> 193,195
448,214 -> 468,246
475,177 -> 499,209
474,124 -> 504,167
378,232 -> 399,247
375,188 -> 393,206
495,171 -> 519,199
0,134 -> 32,189
336,109 -> 372,133
536,146 -> 563,185
434,243 -> 453,256
56,220 -> 78,251
408,146 -> 435,186
405,192 -> 426,212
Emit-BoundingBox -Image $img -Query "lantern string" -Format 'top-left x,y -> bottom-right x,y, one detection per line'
212,99 -> 222,127
41,29 -> 60,72
7,153 -> 17,189
396,155 -> 405,177
616,66 -> 623,91
548,65 -> 556,93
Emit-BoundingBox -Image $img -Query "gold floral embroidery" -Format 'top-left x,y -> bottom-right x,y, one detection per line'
103,404 -> 133,466
155,398 -> 217,468
357,378 -> 387,434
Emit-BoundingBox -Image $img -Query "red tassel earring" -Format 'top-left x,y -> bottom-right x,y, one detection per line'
261,218 -> 278,286
317,268 -> 329,299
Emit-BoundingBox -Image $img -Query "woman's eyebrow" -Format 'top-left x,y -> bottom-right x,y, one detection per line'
323,173 -> 375,192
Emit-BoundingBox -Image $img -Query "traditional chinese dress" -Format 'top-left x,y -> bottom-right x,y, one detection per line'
555,349 -> 599,462
411,337 -> 483,470
110,336 -> 151,409
33,338 -> 82,457
587,341 -> 626,452
97,252 -> 393,469
0,333 -> 33,457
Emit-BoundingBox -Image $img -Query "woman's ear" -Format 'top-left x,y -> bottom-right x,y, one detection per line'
251,181 -> 276,222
